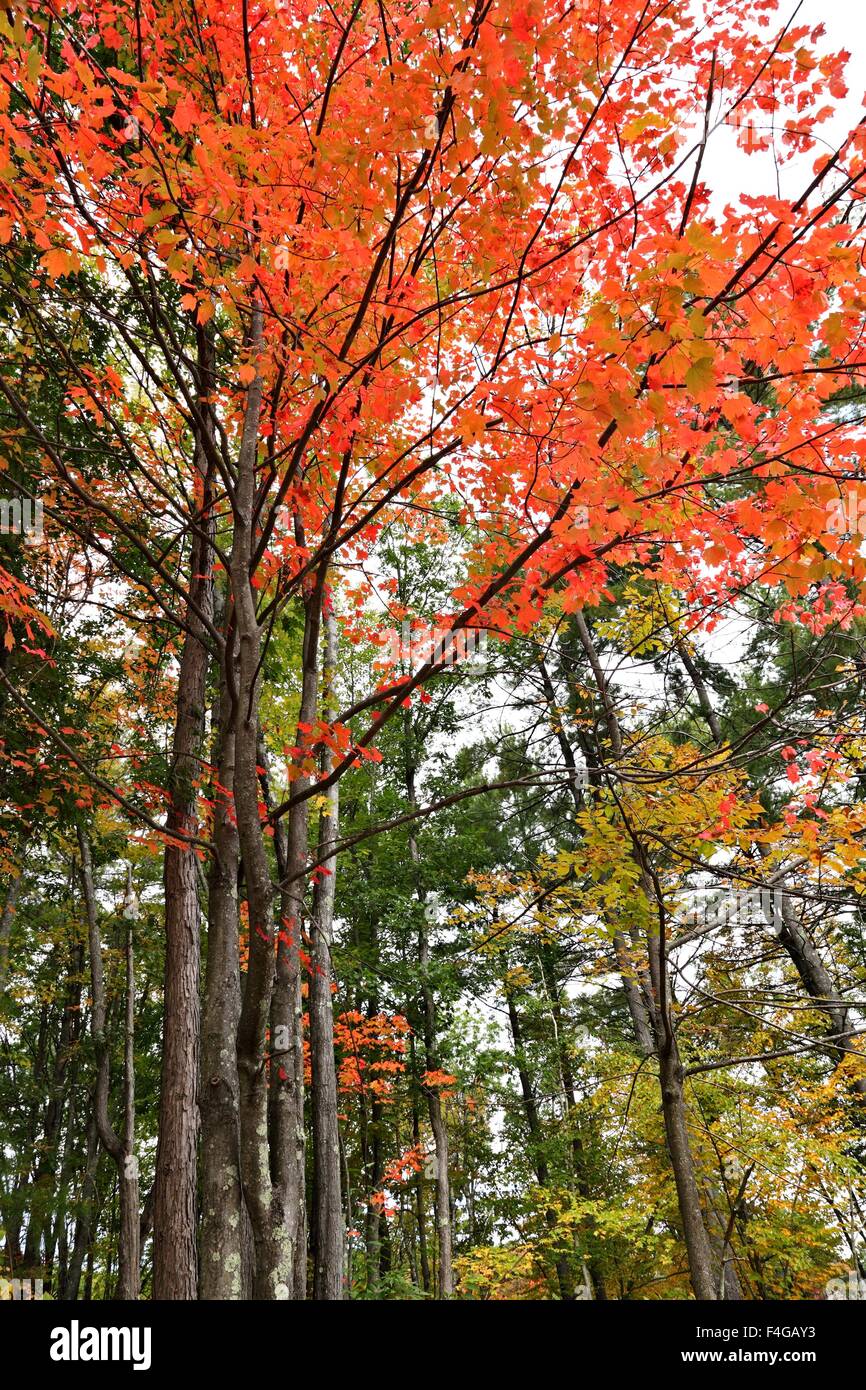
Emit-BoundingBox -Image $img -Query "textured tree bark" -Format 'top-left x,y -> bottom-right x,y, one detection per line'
263,782 -> 308,1300
78,830 -> 140,1300
254,604 -> 323,1300
270,756 -> 310,1302
0,869 -> 22,991
309,602 -> 345,1299
200,618 -> 246,1300
403,740 -> 454,1298
153,337 -> 216,1299
408,1034 -> 431,1294
231,305 -> 296,1300
657,1035 -> 717,1300
61,1109 -> 100,1300
154,812 -> 201,1299
21,929 -> 82,1280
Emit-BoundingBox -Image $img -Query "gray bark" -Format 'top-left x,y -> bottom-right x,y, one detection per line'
78,830 -> 140,1300
60,1109 -> 100,1300
232,305 -> 296,1299
0,870 -> 23,991
153,357 -> 215,1299
309,603 -> 345,1299
200,598 -> 246,1299
406,754 -> 454,1298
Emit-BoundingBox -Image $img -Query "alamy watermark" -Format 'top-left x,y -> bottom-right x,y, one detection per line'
825,1268 -> 866,1300
826,488 -> 866,537
0,497 -> 43,543
50,1320 -> 152,1371
673,885 -> 785,937
0,1275 -> 44,1300
380,619 -> 488,675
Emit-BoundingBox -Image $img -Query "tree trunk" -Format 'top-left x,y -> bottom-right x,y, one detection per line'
538,651 -> 655,1054
0,869 -> 23,991
571,614 -> 718,1299
153,357 -> 215,1298
232,305 -> 296,1300
505,982 -> 575,1300
200,601 -> 246,1299
61,1110 -> 100,1300
309,602 -> 345,1299
403,739 -> 454,1298
22,920 -> 83,1278
418,909 -> 454,1298
658,1038 -> 717,1300
537,944 -> 608,1298
78,830 -> 140,1300
409,1034 -> 431,1294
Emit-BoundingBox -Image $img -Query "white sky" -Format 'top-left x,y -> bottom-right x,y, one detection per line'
706,1 -> 866,202
794,1 -> 866,113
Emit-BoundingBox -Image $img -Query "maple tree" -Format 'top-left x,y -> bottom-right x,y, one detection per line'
1,0 -> 866,1305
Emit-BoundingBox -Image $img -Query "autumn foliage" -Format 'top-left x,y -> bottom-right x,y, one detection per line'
1,0 -> 866,1305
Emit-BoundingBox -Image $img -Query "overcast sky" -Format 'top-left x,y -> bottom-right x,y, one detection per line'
693,2 -> 864,206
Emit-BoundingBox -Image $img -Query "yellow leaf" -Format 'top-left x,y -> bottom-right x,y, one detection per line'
685,356 -> 715,396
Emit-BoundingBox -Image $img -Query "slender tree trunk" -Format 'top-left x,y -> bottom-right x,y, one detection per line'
705,1183 -> 746,1300
571,613 -> 718,1299
61,1110 -> 100,1300
22,922 -> 83,1277
505,983 -> 574,1300
309,602 -> 344,1299
78,830 -> 140,1300
261,570 -> 328,1298
657,1038 -> 717,1299
418,914 -> 454,1297
364,1089 -> 385,1294
537,947 -> 608,1299
232,305 -> 296,1299
48,1037 -> 86,1289
153,642 -> 206,1299
270,765 -> 309,1301
403,741 -> 454,1298
256,692 -> 317,1301
200,598 -> 246,1299
3,1008 -> 48,1274
119,903 -> 139,1301
0,869 -> 22,991
409,1034 -> 431,1294
153,351 -> 216,1298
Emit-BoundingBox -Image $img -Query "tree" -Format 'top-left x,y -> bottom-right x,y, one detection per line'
2,0 -> 866,1301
